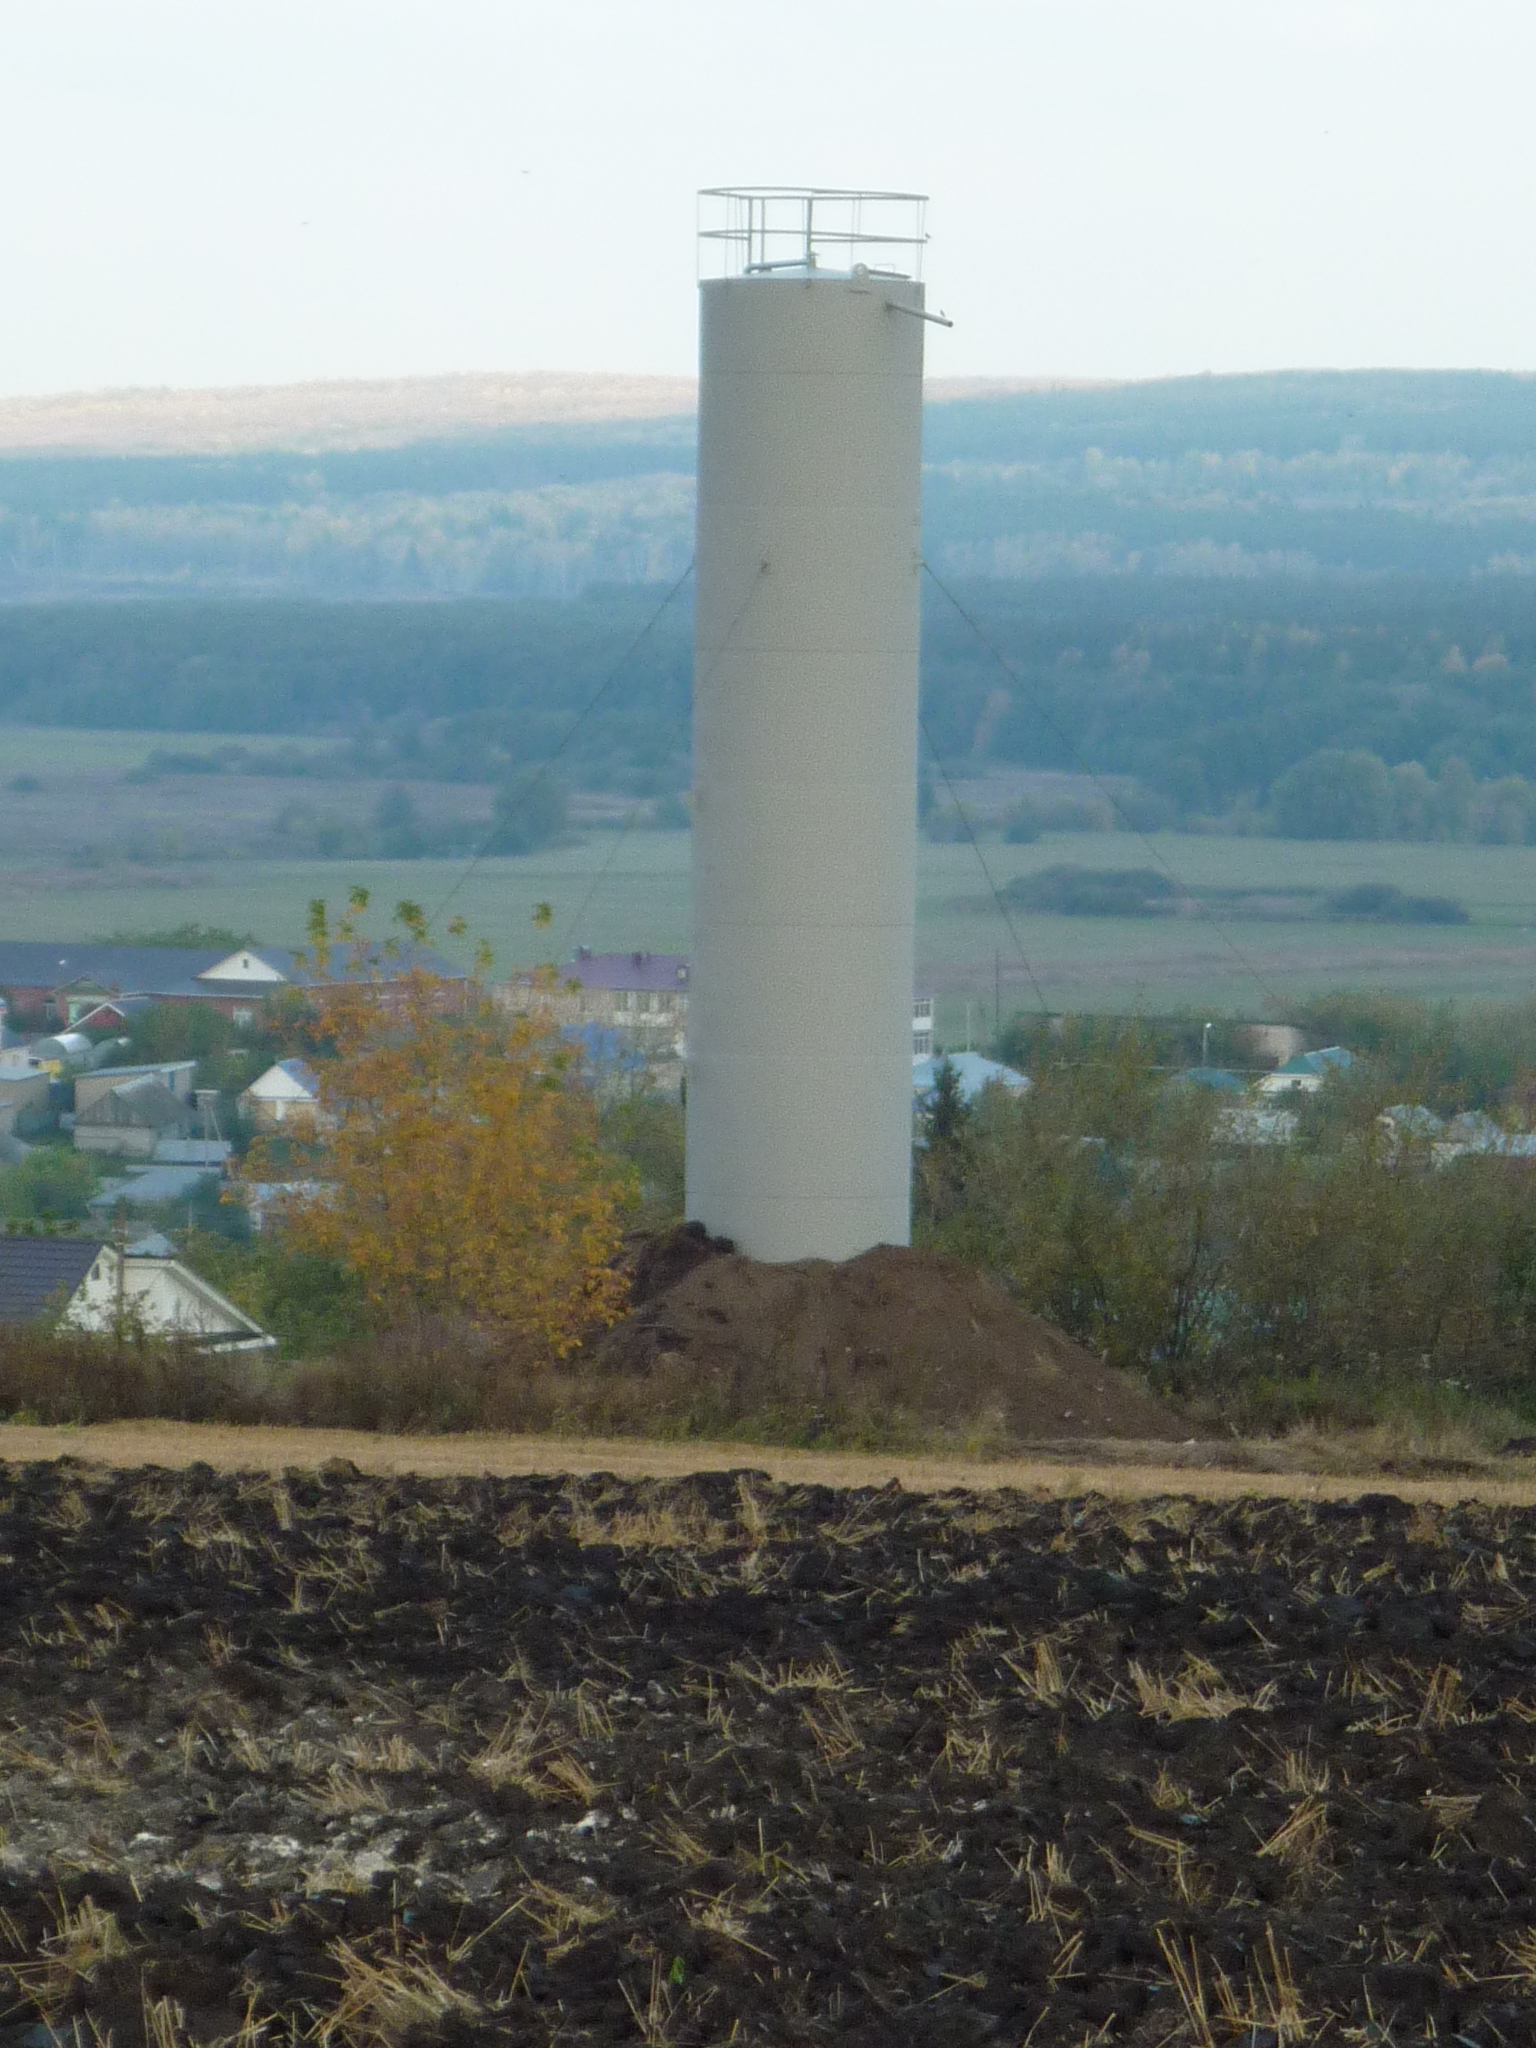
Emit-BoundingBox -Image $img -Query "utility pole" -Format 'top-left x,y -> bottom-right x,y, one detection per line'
112,1200 -> 128,1354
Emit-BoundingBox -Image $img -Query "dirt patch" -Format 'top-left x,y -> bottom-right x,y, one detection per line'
0,1461 -> 1534,2043
600,1237 -> 1180,1442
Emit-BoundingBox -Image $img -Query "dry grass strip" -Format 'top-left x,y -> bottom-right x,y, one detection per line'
3,1420 -> 1536,1506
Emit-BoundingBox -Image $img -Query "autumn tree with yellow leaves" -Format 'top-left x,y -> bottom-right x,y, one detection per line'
242,892 -> 633,1358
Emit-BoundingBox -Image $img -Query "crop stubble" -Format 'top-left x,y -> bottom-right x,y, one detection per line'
0,1458 -> 1534,2045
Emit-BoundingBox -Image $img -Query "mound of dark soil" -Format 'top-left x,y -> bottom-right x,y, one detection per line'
600,1234 -> 1179,1441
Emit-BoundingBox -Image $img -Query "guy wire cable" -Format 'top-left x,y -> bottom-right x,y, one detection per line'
551,559 -> 769,964
555,558 -> 1053,1037
922,560 -> 1293,1021
427,557 -> 696,927
919,713 -> 1054,1020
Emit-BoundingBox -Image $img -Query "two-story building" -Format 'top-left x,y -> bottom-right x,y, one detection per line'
501,950 -> 691,1056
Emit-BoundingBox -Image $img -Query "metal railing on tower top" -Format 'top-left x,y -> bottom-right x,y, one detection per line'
697,187 -> 927,281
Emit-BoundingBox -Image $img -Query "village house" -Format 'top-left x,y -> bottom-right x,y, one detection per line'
1256,1045 -> 1354,1096
72,1074 -> 194,1159
74,1060 -> 197,1116
0,1050 -> 52,1120
238,1058 -> 322,1129
501,950 -> 691,1054
912,996 -> 934,1059
505,955 -> 937,1070
0,1234 -> 272,1351
0,939 -> 466,1033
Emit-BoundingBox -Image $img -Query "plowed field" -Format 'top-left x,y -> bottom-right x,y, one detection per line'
1,1457 -> 1534,2045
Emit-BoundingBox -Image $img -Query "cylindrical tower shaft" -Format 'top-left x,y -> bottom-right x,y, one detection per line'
687,250 -> 925,1263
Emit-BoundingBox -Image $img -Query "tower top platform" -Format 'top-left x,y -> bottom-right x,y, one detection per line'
698,188 -> 927,282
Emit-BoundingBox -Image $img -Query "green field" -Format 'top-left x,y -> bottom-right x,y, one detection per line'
2,814 -> 1535,1039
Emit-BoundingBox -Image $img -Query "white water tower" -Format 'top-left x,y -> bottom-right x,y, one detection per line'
686,188 -> 935,1263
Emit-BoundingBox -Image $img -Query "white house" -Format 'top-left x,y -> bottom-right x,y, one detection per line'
912,996 -> 934,1059
1256,1046 -> 1354,1097
239,1058 -> 322,1129
0,1235 -> 272,1351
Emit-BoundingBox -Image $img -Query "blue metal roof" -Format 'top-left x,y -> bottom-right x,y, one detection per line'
1276,1045 -> 1354,1077
88,1166 -> 221,1210
912,1053 -> 1030,1103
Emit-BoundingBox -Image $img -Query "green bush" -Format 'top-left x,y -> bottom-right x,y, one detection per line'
1325,882 -> 1469,924
920,1032 -> 1536,1427
1002,865 -> 1179,917
0,1149 -> 100,1222
179,1233 -> 369,1358
600,1093 -> 685,1231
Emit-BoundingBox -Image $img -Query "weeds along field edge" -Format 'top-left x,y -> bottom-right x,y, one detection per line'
6,1418 -> 1536,1505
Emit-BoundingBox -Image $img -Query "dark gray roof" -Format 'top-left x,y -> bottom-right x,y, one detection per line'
0,940 -> 466,1002
76,1077 -> 190,1129
0,1237 -> 104,1324
0,943 -> 235,997
72,996 -> 158,1025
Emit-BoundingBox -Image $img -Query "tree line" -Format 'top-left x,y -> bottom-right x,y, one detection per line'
2,572 -> 1535,833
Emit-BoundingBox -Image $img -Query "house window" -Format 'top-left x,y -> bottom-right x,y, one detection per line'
232,1007 -> 254,1028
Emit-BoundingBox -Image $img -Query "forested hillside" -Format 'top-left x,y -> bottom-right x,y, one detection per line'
2,370 -> 1534,828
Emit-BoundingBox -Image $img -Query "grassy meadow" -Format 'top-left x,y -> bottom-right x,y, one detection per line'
3,726 -> 1536,1033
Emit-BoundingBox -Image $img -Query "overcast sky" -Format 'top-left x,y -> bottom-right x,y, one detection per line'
3,0 -> 1533,397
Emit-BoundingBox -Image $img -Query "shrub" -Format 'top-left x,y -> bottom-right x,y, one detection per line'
600,1093 -> 685,1231
0,1326 -> 264,1426
1324,882 -> 1470,924
1002,865 -> 1179,916
921,1032 -> 1536,1425
0,1150 -> 99,1222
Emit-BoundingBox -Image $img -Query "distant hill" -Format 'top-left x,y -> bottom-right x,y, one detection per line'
1,368 -> 1533,600
0,371 -> 1096,458
0,372 -> 698,458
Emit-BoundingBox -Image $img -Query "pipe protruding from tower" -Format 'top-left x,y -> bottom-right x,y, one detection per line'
687,187 -> 929,1265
